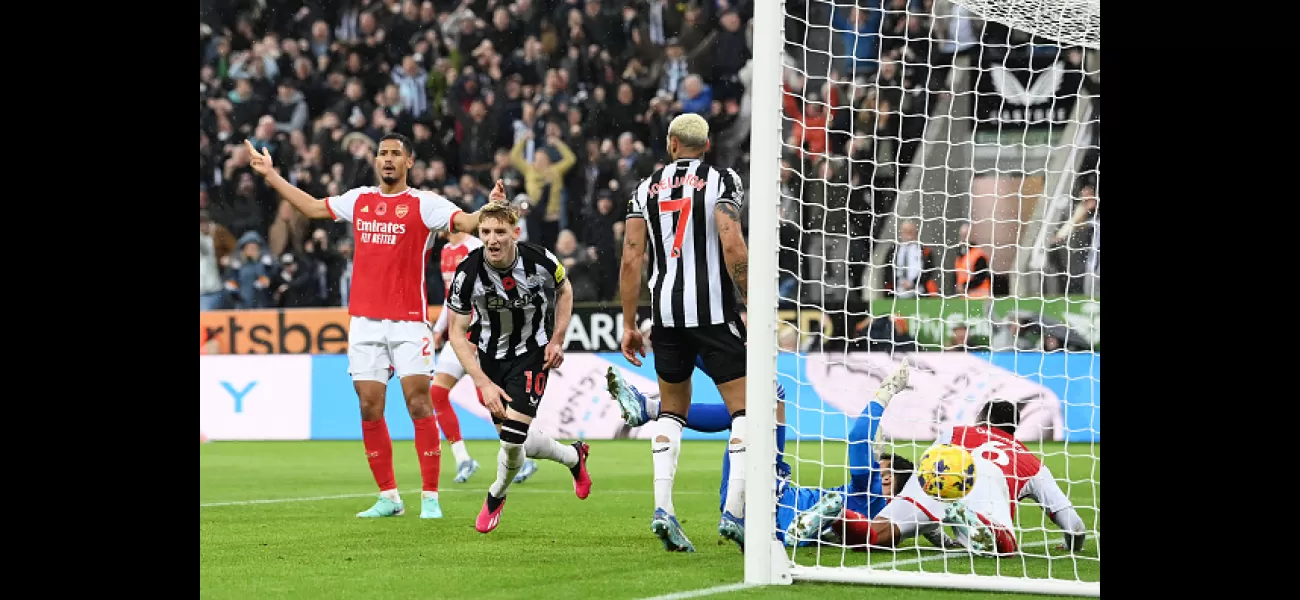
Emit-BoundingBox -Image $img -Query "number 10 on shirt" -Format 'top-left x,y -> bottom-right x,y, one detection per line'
524,371 -> 548,396
661,198 -> 692,259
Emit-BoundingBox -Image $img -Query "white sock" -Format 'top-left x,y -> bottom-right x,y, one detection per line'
524,429 -> 578,468
451,440 -> 471,464
422,491 -> 439,500
380,489 -> 402,503
488,442 -> 526,498
724,415 -> 747,518
652,417 -> 684,514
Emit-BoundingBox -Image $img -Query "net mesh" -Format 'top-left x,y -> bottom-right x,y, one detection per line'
952,0 -> 1099,49
771,0 -> 1099,592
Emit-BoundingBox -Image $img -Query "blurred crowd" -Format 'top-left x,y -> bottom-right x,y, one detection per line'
200,0 -> 1099,315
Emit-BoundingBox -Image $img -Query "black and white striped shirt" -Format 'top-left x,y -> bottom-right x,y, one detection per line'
446,242 -> 566,360
627,158 -> 745,328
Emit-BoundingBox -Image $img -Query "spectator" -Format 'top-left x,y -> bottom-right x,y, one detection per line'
510,131 -> 575,249
554,229 -> 598,302
267,199 -> 310,259
336,236 -> 355,308
226,231 -> 275,309
270,253 -> 320,308
271,80 -> 309,134
946,319 -> 991,352
201,0 -> 767,307
1050,183 -> 1099,295
678,74 -> 712,115
953,221 -> 991,298
200,209 -> 235,312
582,191 -> 620,301
883,219 -> 939,298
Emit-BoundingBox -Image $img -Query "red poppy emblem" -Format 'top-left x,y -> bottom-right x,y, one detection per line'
502,276 -> 516,291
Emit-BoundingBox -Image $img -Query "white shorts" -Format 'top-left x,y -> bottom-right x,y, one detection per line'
433,342 -> 466,379
877,456 -> 1014,543
348,317 -> 434,382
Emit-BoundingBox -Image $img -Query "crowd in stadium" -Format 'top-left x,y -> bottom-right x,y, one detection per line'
200,0 -> 1099,314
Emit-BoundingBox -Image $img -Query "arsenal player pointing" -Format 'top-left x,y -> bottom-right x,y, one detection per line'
245,135 -> 508,520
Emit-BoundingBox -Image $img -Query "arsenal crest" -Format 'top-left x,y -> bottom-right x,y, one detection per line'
376,202 -> 388,216
395,204 -> 409,218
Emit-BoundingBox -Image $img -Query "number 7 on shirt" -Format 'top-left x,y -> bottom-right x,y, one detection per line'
660,197 -> 692,259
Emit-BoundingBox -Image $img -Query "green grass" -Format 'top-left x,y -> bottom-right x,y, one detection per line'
201,440 -> 1099,600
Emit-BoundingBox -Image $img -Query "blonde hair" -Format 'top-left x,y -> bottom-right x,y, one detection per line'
667,113 -> 710,150
479,203 -> 520,226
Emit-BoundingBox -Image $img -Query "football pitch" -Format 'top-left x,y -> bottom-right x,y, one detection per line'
200,440 -> 1099,599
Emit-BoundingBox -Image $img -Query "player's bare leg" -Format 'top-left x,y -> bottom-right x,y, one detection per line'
650,377 -> 695,552
355,380 -> 404,517
431,372 -> 479,483
714,376 -> 748,550
402,374 -> 444,519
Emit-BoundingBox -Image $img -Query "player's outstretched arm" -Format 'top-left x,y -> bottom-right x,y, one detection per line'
715,201 -> 749,305
243,140 -> 332,220
451,180 -> 509,233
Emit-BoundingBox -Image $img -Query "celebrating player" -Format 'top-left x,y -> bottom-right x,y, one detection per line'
244,134 -> 506,520
619,113 -> 753,550
608,357 -> 917,550
429,229 -> 541,484
795,399 -> 1088,555
445,203 -> 593,534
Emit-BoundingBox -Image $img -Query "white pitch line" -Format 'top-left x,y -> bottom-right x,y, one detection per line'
200,488 -> 710,507
638,540 -> 1068,600
636,583 -> 759,600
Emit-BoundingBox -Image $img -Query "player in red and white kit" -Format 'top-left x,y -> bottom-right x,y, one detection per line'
429,230 -> 484,482
869,400 -> 1088,555
244,135 -> 507,520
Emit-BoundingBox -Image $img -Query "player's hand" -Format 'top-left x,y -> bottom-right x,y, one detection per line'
431,329 -> 446,351
543,340 -> 565,369
488,179 -> 507,204
477,381 -> 511,419
244,140 -> 275,177
621,328 -> 646,367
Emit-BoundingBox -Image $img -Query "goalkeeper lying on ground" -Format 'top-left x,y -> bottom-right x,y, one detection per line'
607,356 -> 923,550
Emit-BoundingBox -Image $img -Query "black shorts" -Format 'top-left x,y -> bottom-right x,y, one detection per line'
652,318 -> 747,385
479,347 -> 549,422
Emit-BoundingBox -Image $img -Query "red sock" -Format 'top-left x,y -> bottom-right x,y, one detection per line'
840,509 -> 878,546
413,415 -> 442,492
429,384 -> 463,443
361,420 -> 397,492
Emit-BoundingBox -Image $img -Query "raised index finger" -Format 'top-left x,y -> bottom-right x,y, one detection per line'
244,139 -> 256,153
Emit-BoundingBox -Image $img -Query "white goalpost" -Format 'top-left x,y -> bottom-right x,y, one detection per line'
745,0 -> 1100,596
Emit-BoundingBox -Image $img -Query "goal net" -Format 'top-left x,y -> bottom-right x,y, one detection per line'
743,0 -> 1100,596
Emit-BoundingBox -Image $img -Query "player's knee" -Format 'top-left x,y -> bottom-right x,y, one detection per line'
404,393 -> 433,419
500,419 -> 530,445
